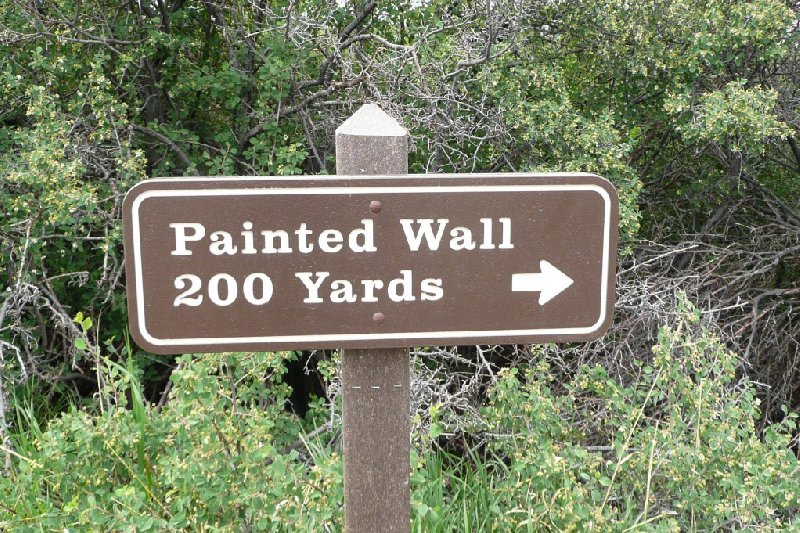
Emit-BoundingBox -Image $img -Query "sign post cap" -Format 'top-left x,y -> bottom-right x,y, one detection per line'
336,103 -> 407,137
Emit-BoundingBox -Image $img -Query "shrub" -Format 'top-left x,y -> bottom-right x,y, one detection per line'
2,297 -> 797,531
2,350 -> 343,532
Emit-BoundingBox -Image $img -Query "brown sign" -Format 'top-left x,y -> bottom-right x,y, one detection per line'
122,173 -> 618,353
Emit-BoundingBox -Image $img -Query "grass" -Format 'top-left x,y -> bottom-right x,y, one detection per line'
411,447 -> 508,532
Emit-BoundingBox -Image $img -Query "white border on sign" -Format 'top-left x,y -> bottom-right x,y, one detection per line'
131,184 -> 612,346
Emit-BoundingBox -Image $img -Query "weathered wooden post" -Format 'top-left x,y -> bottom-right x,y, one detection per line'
335,104 -> 411,533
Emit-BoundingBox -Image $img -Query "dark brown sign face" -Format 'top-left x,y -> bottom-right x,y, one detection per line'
122,173 -> 618,353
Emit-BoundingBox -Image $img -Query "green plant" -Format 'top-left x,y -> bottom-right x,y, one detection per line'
1,347 -> 345,531
420,295 -> 800,531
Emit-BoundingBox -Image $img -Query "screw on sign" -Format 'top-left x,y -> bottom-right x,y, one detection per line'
122,104 -> 619,532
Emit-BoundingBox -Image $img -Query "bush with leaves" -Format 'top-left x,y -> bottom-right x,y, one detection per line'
418,296 -> 799,530
2,0 -> 798,437
3,347 -> 343,531
2,296 -> 798,531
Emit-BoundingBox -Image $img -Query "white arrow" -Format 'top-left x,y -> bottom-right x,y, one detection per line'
511,260 -> 574,305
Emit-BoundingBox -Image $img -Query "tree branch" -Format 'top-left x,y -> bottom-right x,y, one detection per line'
788,136 -> 800,172
339,1 -> 376,43
130,124 -> 199,176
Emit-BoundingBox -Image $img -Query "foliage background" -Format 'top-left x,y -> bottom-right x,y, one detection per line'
0,0 -> 798,530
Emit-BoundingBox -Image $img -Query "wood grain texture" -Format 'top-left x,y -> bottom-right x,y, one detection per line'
342,348 -> 410,532
337,104 -> 410,533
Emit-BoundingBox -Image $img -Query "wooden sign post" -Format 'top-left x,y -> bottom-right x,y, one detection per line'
335,105 -> 411,532
122,105 -> 619,533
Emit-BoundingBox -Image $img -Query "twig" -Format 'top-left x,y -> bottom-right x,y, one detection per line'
130,124 -> 199,176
